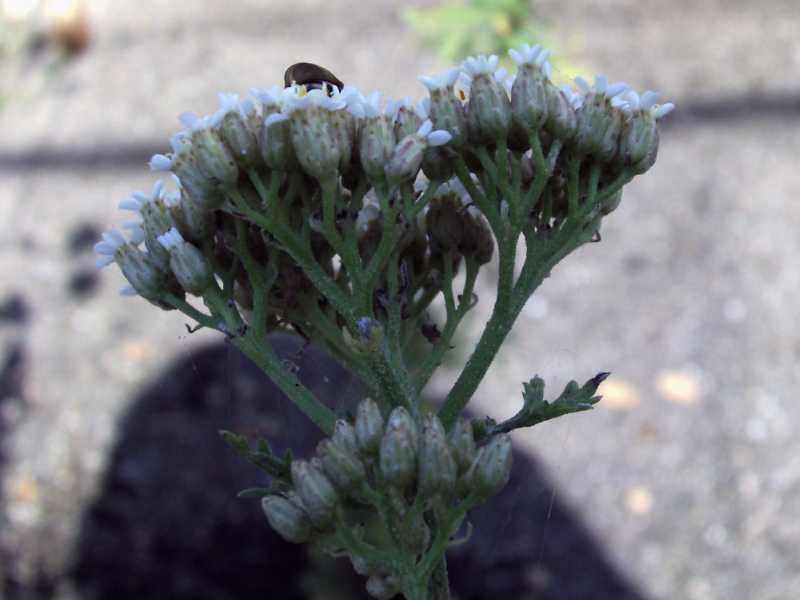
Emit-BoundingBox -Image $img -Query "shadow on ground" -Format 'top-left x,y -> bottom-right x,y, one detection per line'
71,337 -> 648,600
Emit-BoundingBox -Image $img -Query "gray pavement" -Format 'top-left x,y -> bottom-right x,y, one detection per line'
1,1 -> 799,598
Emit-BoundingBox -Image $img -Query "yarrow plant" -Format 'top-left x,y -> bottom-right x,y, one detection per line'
95,44 -> 672,599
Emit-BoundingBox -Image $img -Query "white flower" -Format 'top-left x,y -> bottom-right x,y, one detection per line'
417,120 -> 451,146
119,180 -> 164,212
461,54 -> 500,78
418,66 -> 461,91
157,227 -> 184,250
508,43 -> 552,77
93,229 -> 126,268
575,75 -> 627,99
148,153 -> 173,171
621,90 -> 675,119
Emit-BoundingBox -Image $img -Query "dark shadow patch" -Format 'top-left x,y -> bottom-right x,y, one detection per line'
71,338 -> 648,600
68,268 -> 100,298
67,223 -> 102,256
0,295 -> 31,325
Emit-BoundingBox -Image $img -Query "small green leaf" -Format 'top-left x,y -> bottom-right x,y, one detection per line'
236,487 -> 274,499
492,372 -> 609,434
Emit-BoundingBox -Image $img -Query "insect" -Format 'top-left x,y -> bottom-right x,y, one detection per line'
284,62 -> 344,94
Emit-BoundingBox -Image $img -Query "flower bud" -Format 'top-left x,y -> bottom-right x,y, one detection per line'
332,419 -> 359,457
418,414 -> 457,499
355,398 -> 384,455
166,140 -> 223,210
317,438 -> 367,492
448,418 -> 477,475
546,83 -> 579,142
359,93 -> 396,182
261,494 -> 313,544
389,97 -> 424,141
619,91 -> 673,173
462,55 -> 512,143
291,459 -> 339,528
216,93 -> 260,168
351,317 -> 384,353
286,88 -> 345,180
600,188 -> 623,215
426,191 -> 464,252
508,44 -> 551,133
572,75 -> 627,158
379,407 -> 419,489
418,67 -> 467,148
459,206 -> 494,265
126,181 -> 174,271
157,228 -> 214,295
186,114 -> 240,186
117,244 -> 169,301
421,144 -> 454,181
350,554 -> 382,577
366,575 -> 400,600
384,120 -> 452,183
470,434 -> 513,498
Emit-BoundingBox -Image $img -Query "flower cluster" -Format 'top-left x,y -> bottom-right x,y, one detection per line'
262,398 -> 510,599
94,42 -> 673,599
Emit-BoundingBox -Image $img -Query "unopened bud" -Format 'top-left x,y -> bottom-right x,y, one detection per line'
600,188 -> 623,215
418,68 -> 467,148
355,398 -> 384,455
317,438 -> 367,492
426,192 -> 464,252
379,407 -> 419,489
359,113 -> 395,183
157,228 -> 214,295
509,44 -> 551,132
216,94 -> 260,168
385,120 -> 451,183
470,434 -> 513,498
116,244 -> 168,301
261,494 -> 313,544
448,418 -> 477,475
332,419 -> 359,457
187,115 -> 240,186
366,574 -> 400,600
350,554 -> 382,577
291,459 -> 339,528
418,414 -> 457,499
546,83 -> 579,142
459,207 -> 494,265
462,55 -> 512,143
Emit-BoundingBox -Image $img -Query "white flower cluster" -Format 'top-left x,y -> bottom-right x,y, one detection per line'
95,43 -> 673,307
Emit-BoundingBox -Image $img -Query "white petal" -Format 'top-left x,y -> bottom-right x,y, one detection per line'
427,130 -> 452,146
149,154 -> 173,171
418,75 -> 439,91
119,285 -> 138,296
640,90 -> 660,110
119,196 -> 144,212
606,82 -> 628,98
96,255 -> 115,268
653,103 -> 675,118
264,112 -> 289,128
574,77 -> 591,93
508,48 -> 523,65
94,241 -> 117,254
416,119 -> 433,137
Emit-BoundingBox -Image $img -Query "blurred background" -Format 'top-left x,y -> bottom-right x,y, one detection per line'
1,0 -> 799,598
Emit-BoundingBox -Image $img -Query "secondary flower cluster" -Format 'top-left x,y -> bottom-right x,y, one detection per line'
262,398 -> 511,599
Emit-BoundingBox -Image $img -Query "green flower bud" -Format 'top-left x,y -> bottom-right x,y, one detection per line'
462,55 -> 512,143
509,44 -> 551,132
470,434 -> 513,498
418,414 -> 456,499
287,88 -> 345,180
359,113 -> 395,183
355,398 -> 384,455
366,574 -> 400,600
390,97 -> 424,141
261,494 -> 313,544
157,228 -> 214,295
332,419 -> 359,456
379,407 -> 419,489
459,207 -> 494,265
546,83 -> 579,142
117,244 -> 169,301
448,418 -> 477,475
317,439 -> 367,492
291,459 -> 339,528
600,188 -> 623,215
187,115 -> 240,186
217,94 -> 261,168
385,120 -> 451,183
418,68 -> 468,148
426,192 -> 464,252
